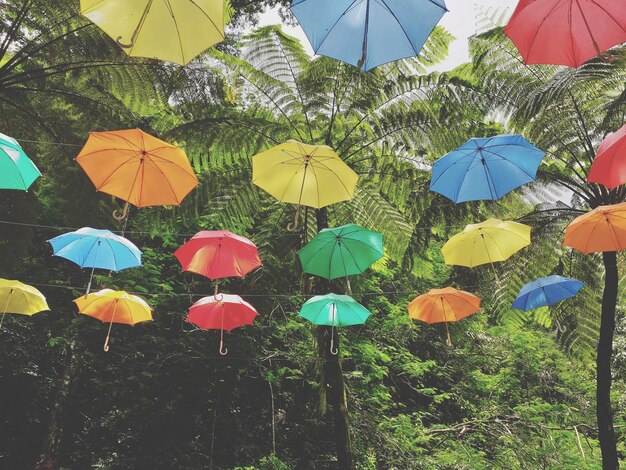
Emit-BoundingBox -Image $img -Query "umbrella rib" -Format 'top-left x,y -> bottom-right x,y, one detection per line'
146,152 -> 198,179
164,0 -> 187,64
327,241 -> 340,279
479,147 -> 540,180
340,235 -> 384,256
377,0 -> 441,56
308,162 -> 322,208
300,237 -> 337,272
114,132 -> 146,152
77,237 -> 101,269
123,298 -> 135,325
313,0 -> 361,54
449,292 -> 480,312
144,155 -> 182,205
103,237 -> 120,271
278,161 -> 306,203
426,297 -> 438,323
310,158 -> 354,199
93,156 -> 139,190
187,0 -> 225,37
251,152 -> 302,182
586,0 -> 626,33
523,0 -> 569,62
225,240 -> 246,277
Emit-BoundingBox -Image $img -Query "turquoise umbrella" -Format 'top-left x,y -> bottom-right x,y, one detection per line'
0,133 -> 41,190
299,293 -> 371,354
298,224 -> 383,293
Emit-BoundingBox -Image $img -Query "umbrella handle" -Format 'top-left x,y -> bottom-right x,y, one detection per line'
214,281 -> 224,302
219,328 -> 228,356
0,289 -> 12,330
445,321 -> 452,348
287,206 -> 301,232
116,0 -> 154,48
103,301 -> 118,353
330,326 -> 338,356
112,201 -> 130,222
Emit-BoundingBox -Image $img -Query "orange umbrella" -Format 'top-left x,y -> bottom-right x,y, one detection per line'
408,287 -> 481,346
76,129 -> 199,220
563,203 -> 626,254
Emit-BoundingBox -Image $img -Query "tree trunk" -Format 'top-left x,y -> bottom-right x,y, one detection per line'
35,339 -> 81,470
598,251 -> 619,469
315,207 -> 354,469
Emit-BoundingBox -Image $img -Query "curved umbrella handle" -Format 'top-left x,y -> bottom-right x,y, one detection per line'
287,206 -> 301,232
112,201 -> 130,221
115,0 -> 154,49
219,327 -> 228,356
103,335 -> 111,352
330,326 -> 338,356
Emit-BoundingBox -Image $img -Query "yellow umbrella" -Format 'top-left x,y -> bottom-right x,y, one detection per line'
80,0 -> 226,66
252,140 -> 358,229
442,219 -> 531,281
74,289 -> 153,352
0,279 -> 49,329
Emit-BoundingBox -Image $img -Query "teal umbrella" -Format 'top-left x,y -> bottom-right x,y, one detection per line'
298,224 -> 383,293
0,133 -> 41,190
299,293 -> 371,354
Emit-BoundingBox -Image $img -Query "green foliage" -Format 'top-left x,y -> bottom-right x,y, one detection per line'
0,5 -> 622,469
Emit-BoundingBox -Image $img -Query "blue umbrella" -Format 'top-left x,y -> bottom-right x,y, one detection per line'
48,228 -> 142,293
512,275 -> 584,312
290,0 -> 448,71
430,134 -> 546,203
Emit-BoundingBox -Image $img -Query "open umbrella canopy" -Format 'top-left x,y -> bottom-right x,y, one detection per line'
442,219 -> 531,268
75,289 -> 153,352
512,275 -> 584,311
76,129 -> 199,211
430,135 -> 545,203
187,294 -> 259,331
587,124 -> 626,189
298,224 -> 383,280
0,279 -> 49,328
80,0 -> 226,65
504,0 -> 626,67
408,287 -> 480,324
75,289 -> 153,325
290,0 -> 448,71
252,140 -> 358,209
563,203 -> 626,253
48,228 -> 142,272
299,293 -> 371,327
187,294 -> 259,355
174,230 -> 262,280
0,132 -> 41,190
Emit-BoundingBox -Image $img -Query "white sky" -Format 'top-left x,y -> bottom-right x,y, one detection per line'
259,0 -> 519,71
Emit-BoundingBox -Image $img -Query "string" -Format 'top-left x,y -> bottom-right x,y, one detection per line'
24,282 -> 488,299
0,218 -> 477,236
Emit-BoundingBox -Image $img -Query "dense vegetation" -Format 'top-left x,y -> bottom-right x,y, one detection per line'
1,1 -> 625,468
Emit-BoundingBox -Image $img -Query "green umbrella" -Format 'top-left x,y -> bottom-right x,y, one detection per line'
0,133 -> 41,190
299,293 -> 371,355
298,224 -> 383,293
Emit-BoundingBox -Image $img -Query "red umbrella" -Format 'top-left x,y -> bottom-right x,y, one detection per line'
504,0 -> 626,67
174,230 -> 262,294
588,125 -> 626,189
187,294 -> 259,355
